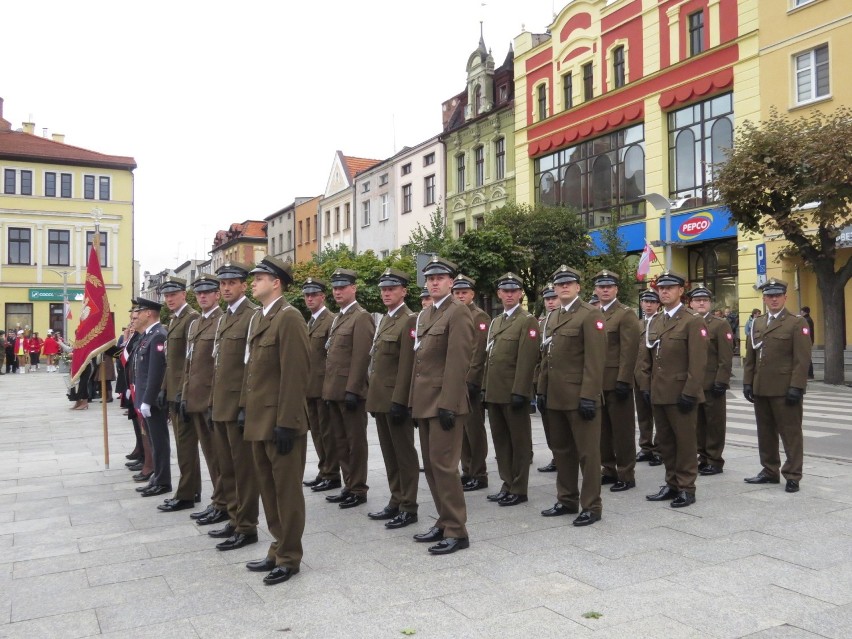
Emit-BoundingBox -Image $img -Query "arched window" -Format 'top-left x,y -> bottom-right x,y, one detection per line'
710,117 -> 733,172
675,129 -> 696,191
539,171 -> 558,205
622,145 -> 645,202
474,85 -> 482,117
561,164 -> 583,211
592,155 -> 613,210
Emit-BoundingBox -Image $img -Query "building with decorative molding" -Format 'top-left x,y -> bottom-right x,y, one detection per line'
317,152 -> 381,251
209,220 -> 267,273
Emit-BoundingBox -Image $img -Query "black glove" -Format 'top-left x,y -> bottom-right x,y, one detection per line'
344,392 -> 360,411
438,408 -> 456,431
677,394 -> 696,414
156,389 -> 167,410
511,394 -> 527,411
536,394 -> 547,413
614,381 -> 630,400
466,382 -> 480,401
179,399 -> 189,424
711,383 -> 728,398
273,426 -> 296,455
578,398 -> 596,421
641,390 -> 651,406
389,402 -> 407,426
785,387 -> 803,406
237,407 -> 246,432
743,385 -> 755,403
206,407 -> 214,431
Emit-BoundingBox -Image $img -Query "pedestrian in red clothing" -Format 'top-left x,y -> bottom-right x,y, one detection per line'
42,331 -> 60,372
28,332 -> 44,372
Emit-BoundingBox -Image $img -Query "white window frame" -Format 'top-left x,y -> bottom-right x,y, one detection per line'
362,200 -> 371,227
794,44 -> 830,106
380,194 -> 389,221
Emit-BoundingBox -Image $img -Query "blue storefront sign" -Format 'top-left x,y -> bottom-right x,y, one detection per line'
659,205 -> 737,244
589,220 -> 646,255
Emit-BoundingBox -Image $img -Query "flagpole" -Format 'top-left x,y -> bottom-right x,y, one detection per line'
93,208 -> 111,471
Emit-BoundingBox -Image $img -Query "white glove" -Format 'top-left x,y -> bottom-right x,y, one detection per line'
140,403 -> 151,418
125,389 -> 131,399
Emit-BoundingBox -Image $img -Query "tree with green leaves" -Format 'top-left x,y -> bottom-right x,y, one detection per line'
715,107 -> 852,384
442,225 -> 515,299
585,217 -> 634,305
405,207 -> 450,256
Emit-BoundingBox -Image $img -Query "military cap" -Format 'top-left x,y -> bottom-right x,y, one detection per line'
330,268 -> 357,287
378,268 -> 409,288
551,265 -> 581,285
250,255 -> 293,284
216,261 -> 252,280
451,273 -> 476,290
301,277 -> 327,294
540,283 -> 558,299
687,286 -> 712,299
191,274 -> 220,293
158,276 -> 187,295
132,297 -> 163,312
759,277 -> 788,295
588,294 -> 600,304
420,286 -> 430,298
422,255 -> 458,277
592,269 -> 619,287
655,270 -> 687,287
639,289 -> 660,303
496,272 -> 523,291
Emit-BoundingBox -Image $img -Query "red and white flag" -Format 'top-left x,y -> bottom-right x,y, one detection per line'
636,241 -> 658,282
70,243 -> 116,383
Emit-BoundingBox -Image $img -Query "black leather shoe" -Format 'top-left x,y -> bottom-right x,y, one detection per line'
246,557 -> 276,572
127,462 -> 143,472
190,504 -> 215,520
698,462 -> 709,472
573,510 -> 602,526
600,475 -> 618,485
498,493 -> 528,507
132,472 -> 152,482
635,451 -> 655,462
646,486 -> 678,501
413,526 -> 444,543
367,505 -> 399,520
135,484 -> 152,493
385,511 -> 418,529
197,509 -> 229,526
216,532 -> 258,551
744,472 -> 780,484
208,523 -> 236,538
141,485 -> 172,497
263,566 -> 299,585
462,478 -> 488,492
428,537 -> 469,555
312,478 -> 342,492
486,490 -> 509,502
339,494 -> 367,509
786,479 -> 800,493
610,480 -> 636,492
541,503 -> 579,517
460,475 -> 471,485
537,460 -> 558,472
648,455 -> 663,466
324,490 -> 351,503
671,491 -> 696,508
125,451 -> 142,460
699,465 -> 723,476
125,459 -> 142,468
302,476 -> 322,488
157,498 -> 194,512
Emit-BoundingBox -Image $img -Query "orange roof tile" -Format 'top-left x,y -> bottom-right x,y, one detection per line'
342,154 -> 381,182
0,129 -> 136,170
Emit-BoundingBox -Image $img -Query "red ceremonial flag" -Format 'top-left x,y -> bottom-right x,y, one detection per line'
70,244 -> 116,383
65,301 -> 72,320
636,241 -> 658,282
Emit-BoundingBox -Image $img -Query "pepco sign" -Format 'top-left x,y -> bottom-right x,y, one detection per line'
677,211 -> 714,240
661,206 -> 735,244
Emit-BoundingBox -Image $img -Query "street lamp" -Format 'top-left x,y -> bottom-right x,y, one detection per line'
639,193 -> 689,269
47,268 -> 71,339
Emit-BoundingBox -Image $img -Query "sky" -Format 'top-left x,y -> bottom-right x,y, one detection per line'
1,0 -> 562,276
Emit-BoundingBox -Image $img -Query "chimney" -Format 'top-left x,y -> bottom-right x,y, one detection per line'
52,133 -> 65,144
22,122 -> 35,134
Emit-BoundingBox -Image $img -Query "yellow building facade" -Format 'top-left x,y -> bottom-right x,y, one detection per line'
0,99 -> 136,338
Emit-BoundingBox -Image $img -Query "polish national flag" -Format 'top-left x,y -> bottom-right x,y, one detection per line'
636,241 -> 657,282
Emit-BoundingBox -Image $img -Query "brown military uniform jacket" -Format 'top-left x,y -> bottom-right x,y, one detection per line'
240,298 -> 310,440
306,307 -> 335,400
466,304 -> 490,389
407,296 -> 474,419
743,308 -> 811,396
483,307 -> 540,403
601,302 -> 640,391
322,302 -> 375,402
702,313 -> 734,390
210,297 -> 258,421
366,304 -> 416,413
162,304 -> 200,401
537,299 -> 605,411
181,307 -> 223,413
636,305 -> 707,404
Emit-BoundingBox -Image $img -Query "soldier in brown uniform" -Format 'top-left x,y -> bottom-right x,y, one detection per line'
482,273 -> 540,506
407,256 -> 474,554
537,266 -> 605,526
595,270 -> 640,492
688,286 -> 734,476
420,287 -> 432,308
207,262 -> 261,551
322,268 -> 376,509
743,278 -> 811,493
301,278 -> 341,493
536,284 -> 560,473
637,271 -> 707,508
157,277 -> 201,512
365,268 -> 420,529
451,274 -> 490,491
635,289 -> 662,466
241,256 -> 310,586
163,276 -> 225,516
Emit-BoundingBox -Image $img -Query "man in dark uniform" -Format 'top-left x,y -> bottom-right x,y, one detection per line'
132,297 -> 172,498
594,270 -> 640,492
322,268 -> 375,509
158,277 -> 201,512
420,286 -> 432,308
451,274 -> 490,492
302,278 -> 341,493
637,271 -> 707,508
537,266 -> 605,526
365,268 -> 420,529
536,284 -> 560,473
241,256 -> 310,585
743,278 -> 811,493
482,273 -> 540,506
688,286 -> 733,476
208,262 -> 260,550
801,306 -> 815,379
635,289 -> 662,466
408,256 -> 474,554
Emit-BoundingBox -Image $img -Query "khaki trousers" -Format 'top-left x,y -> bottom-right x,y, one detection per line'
461,392 -> 488,481
375,413 -> 419,513
697,390 -> 727,469
653,404 -> 698,494
487,403 -> 532,495
189,412 -> 225,510
171,404 -> 201,501
754,396 -> 803,482
600,389 -> 637,482
419,416 -> 469,539
635,386 -> 657,454
213,420 -> 259,534
307,397 -> 340,481
327,400 -> 369,496
547,408 -> 602,515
